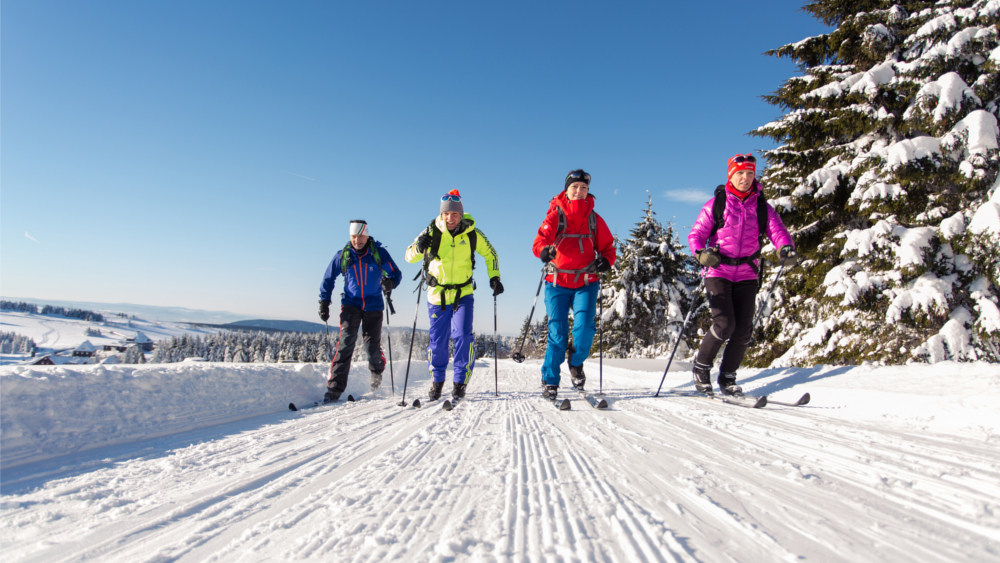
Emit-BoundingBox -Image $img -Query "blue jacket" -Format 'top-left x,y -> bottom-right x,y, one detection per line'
319,240 -> 403,311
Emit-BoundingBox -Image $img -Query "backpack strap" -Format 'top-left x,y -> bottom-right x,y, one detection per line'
709,185 -> 727,241
339,243 -> 353,276
553,206 -> 598,256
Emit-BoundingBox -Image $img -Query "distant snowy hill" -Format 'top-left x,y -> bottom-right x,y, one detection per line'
225,319 -> 327,333
1,296 -> 250,324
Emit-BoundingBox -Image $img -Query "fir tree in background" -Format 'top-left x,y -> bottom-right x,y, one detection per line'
598,197 -> 700,358
748,0 -> 1000,366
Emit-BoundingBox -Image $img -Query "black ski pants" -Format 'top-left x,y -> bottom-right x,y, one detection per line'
695,277 -> 757,374
327,304 -> 385,393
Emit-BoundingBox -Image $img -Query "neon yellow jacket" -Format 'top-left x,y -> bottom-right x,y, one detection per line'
405,213 -> 500,306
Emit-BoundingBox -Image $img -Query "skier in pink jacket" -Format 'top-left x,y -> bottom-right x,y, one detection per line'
687,154 -> 798,396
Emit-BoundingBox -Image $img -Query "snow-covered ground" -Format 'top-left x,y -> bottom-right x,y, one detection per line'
2,357 -> 998,562
0,311 -> 219,365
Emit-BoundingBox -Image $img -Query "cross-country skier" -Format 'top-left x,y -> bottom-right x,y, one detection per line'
688,154 -> 797,396
318,219 -> 403,403
531,170 -> 616,400
405,190 -> 502,402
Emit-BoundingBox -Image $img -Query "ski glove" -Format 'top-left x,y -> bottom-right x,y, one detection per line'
779,245 -> 799,267
380,277 -> 396,293
594,256 -> 611,272
540,246 -> 557,263
415,232 -> 433,253
490,277 -> 504,296
318,300 -> 331,322
696,247 -> 722,268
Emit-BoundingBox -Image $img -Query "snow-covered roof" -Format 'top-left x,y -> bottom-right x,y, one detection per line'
75,340 -> 97,352
132,331 -> 153,344
100,355 -> 121,364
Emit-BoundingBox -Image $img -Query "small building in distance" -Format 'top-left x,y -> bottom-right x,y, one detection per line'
73,341 -> 97,358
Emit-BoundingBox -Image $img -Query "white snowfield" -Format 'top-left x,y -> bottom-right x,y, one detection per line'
2,359 -> 999,562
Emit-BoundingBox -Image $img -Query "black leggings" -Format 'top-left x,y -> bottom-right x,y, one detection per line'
695,277 -> 757,373
328,304 -> 385,393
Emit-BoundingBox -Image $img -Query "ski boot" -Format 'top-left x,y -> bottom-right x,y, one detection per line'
568,364 -> 586,390
692,361 -> 713,394
323,389 -> 342,404
452,382 -> 467,399
542,385 -> 559,400
718,372 -> 744,397
370,371 -> 382,392
428,380 -> 444,401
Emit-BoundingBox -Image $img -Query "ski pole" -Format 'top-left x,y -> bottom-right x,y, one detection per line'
512,267 -> 546,363
384,294 -> 395,397
494,293 -> 499,396
655,277 -> 707,397
748,264 -> 786,346
398,271 -> 424,407
598,283 -> 603,395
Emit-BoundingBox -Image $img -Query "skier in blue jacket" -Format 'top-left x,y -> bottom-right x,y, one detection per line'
319,220 -> 403,402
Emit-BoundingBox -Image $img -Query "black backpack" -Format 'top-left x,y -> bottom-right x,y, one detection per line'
709,185 -> 769,285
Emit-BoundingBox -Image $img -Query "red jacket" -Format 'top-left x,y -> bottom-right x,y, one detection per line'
532,192 -> 616,288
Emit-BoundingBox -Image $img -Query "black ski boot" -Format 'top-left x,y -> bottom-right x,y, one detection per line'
568,364 -> 586,390
428,381 -> 444,401
323,389 -> 342,404
452,382 -> 467,399
542,385 -> 559,400
370,371 -> 382,392
692,361 -> 713,394
718,372 -> 744,397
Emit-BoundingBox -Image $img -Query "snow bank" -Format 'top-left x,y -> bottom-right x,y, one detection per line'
0,363 -> 330,469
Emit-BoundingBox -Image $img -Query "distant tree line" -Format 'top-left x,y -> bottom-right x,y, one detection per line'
0,301 -> 105,323
0,301 -> 39,314
0,332 -> 37,355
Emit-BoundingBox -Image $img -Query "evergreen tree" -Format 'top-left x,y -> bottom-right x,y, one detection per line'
749,0 -> 999,366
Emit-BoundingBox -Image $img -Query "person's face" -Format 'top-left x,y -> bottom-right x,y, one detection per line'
566,182 -> 589,201
730,170 -> 755,192
442,211 -> 462,230
350,234 -> 369,250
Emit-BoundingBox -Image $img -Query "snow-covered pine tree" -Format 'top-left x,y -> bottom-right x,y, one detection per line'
598,197 -> 699,357
749,0 -> 999,366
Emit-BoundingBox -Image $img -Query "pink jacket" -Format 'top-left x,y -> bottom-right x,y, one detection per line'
688,180 -> 794,282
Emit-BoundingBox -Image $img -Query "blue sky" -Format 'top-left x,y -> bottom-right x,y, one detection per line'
1,1 -> 829,334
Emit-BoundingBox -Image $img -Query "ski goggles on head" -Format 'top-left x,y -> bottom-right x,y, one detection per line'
349,220 -> 369,236
566,170 -> 591,183
441,194 -> 461,202
732,154 -> 756,164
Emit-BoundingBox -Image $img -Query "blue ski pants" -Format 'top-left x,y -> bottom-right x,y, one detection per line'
541,282 -> 599,386
427,294 -> 475,384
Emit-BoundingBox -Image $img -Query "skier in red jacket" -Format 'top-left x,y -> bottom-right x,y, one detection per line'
532,170 -> 616,400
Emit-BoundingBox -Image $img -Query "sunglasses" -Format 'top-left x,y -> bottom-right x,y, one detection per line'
567,170 -> 591,182
441,194 -> 461,202
733,155 -> 756,164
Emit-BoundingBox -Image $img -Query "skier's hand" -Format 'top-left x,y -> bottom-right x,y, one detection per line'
380,277 -> 396,293
594,256 -> 611,273
696,247 -> 722,268
540,246 -> 557,263
318,300 -> 331,322
490,277 -> 504,296
415,232 -> 433,253
779,245 -> 799,267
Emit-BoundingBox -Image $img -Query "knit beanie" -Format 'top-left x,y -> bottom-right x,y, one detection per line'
440,189 -> 464,215
727,154 -> 757,180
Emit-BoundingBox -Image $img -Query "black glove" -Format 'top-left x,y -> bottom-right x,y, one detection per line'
318,300 -> 331,322
415,232 -> 433,253
779,245 -> 799,267
380,277 -> 396,293
490,277 -> 504,296
594,256 -> 611,272
540,246 -> 557,263
696,247 -> 722,268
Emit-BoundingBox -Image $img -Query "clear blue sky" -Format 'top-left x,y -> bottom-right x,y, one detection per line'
1,1 -> 829,334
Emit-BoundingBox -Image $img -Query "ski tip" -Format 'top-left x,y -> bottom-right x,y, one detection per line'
288,402 -> 298,411
596,399 -> 608,409
412,399 -> 421,408
797,393 -> 811,406
754,395 -> 768,408
347,395 -> 356,402
559,398 -> 571,410
442,400 -> 453,411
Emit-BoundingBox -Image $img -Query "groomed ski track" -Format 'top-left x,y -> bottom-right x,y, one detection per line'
3,360 -> 998,562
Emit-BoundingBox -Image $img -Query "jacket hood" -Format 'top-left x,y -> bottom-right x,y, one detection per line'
549,192 -> 596,217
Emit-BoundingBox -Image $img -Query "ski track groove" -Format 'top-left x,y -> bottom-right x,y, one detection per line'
3,363 -> 998,562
